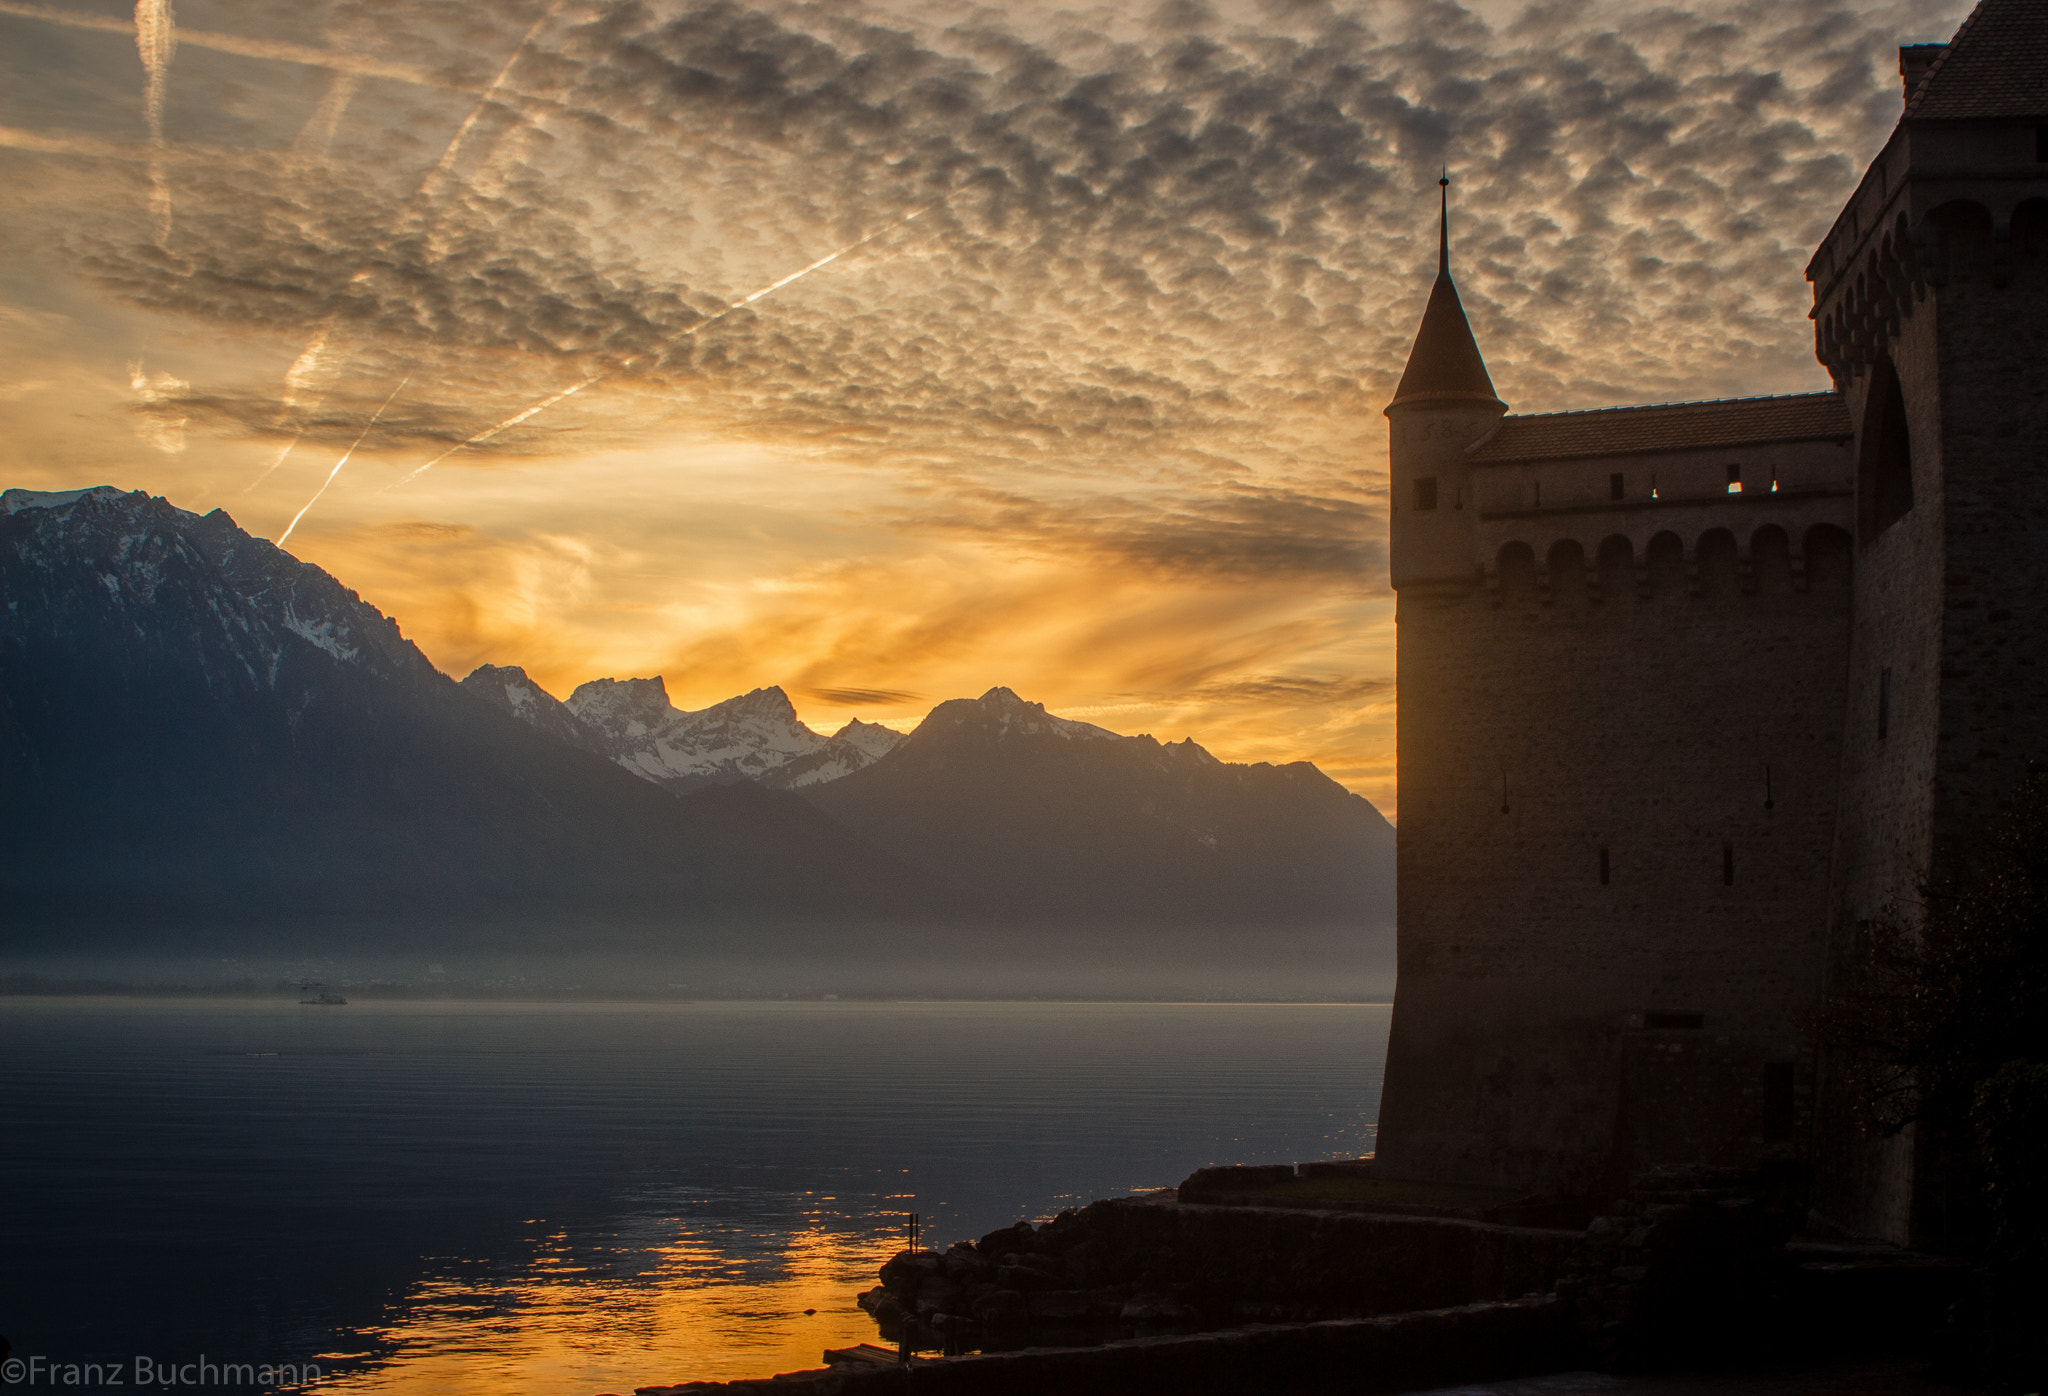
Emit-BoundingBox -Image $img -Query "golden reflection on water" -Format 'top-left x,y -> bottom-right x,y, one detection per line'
316,1203 -> 899,1394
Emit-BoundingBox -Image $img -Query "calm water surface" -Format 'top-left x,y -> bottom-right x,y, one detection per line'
0,998 -> 1389,1393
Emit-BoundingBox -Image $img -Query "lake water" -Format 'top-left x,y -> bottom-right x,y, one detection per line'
0,998 -> 1389,1394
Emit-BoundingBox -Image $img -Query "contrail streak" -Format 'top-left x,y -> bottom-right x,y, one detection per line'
134,0 -> 174,244
240,317 -> 335,493
416,0 -> 566,203
290,70 -> 360,163
0,1 -> 443,89
278,376 -> 409,545
241,431 -> 304,496
391,202 -> 943,487
266,3 -> 569,492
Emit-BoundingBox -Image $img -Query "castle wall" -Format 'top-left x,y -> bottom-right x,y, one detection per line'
1813,169 -> 2048,1245
1380,459 -> 1854,1194
1378,20 -> 2048,1222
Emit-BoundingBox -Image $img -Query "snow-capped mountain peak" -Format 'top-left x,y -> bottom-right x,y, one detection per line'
969,686 -> 1119,741
2,486 -> 127,515
567,676 -> 679,740
832,718 -> 908,762
1,485 -> 439,693
460,665 -> 598,752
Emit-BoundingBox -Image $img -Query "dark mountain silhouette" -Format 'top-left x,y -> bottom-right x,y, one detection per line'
1,487 -> 1395,971
0,488 -> 921,940
804,688 -> 1396,926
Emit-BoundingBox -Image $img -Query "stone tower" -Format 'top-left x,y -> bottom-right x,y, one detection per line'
1805,0 -> 2048,1246
1386,178 -> 1505,599
1375,0 -> 2048,1245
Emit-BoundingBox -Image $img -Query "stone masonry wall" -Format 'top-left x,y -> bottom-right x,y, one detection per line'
1380,505 -> 1854,1194
1810,143 -> 2048,1247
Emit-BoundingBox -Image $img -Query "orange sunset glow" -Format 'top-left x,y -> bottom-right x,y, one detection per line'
0,0 -> 1956,813
321,1210 -> 901,1392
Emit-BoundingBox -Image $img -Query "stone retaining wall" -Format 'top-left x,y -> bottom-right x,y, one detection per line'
632,1296 -> 1574,1396
1047,1197 -> 1580,1320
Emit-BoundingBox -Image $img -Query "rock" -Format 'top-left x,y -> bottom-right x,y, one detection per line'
995,1262 -> 1063,1292
879,1250 -> 941,1292
972,1289 -> 1027,1319
940,1244 -> 989,1282
1026,1290 -> 1092,1322
914,1277 -> 963,1316
977,1223 -> 1036,1258
1121,1291 -> 1188,1323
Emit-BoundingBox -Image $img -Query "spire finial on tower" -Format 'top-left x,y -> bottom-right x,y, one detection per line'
1438,169 -> 1450,276
1386,169 -> 1505,415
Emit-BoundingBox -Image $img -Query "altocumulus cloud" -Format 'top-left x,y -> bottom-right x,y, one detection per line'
35,0 -> 1967,584
0,0 -> 1969,809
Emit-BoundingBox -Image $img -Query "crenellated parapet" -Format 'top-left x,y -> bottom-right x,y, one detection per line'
1482,521 -> 1854,607
1812,194 -> 2048,378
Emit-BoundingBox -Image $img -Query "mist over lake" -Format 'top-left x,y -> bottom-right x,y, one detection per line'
0,998 -> 1389,1392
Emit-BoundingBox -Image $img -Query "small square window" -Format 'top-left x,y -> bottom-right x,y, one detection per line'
1414,477 -> 1438,511
1609,473 -> 1624,501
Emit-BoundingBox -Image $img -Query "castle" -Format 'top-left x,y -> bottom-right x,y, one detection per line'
1374,0 -> 2048,1248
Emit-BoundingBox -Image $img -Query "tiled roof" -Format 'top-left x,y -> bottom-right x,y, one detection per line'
1906,0 -> 2048,121
1467,393 -> 1851,464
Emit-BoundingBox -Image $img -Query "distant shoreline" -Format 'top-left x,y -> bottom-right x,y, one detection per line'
0,979 -> 1391,1005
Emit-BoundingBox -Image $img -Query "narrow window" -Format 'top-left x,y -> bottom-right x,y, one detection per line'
1726,464 -> 1743,494
1722,841 -> 1735,885
1763,1062 -> 1796,1139
1598,845 -> 1610,885
1414,477 -> 1438,511
1859,358 -> 1915,537
1769,466 -> 1780,494
1609,472 -> 1624,501
1650,475 -> 1660,500
1878,667 -> 1892,740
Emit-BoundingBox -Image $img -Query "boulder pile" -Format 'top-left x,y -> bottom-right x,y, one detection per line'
856,1211 -> 1195,1354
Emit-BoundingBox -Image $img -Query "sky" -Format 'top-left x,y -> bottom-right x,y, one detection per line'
0,0 -> 1970,813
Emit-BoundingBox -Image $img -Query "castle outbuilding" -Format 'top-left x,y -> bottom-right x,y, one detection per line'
1374,0 -> 2048,1247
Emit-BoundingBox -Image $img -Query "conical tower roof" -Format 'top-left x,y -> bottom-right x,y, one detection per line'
1386,178 -> 1504,413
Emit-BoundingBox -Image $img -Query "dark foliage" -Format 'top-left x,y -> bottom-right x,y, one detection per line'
1821,765 -> 2048,1140
1821,767 -> 2048,1390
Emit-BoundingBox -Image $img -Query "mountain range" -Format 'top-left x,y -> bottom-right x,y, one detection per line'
459,666 -> 904,793
0,487 -> 1393,958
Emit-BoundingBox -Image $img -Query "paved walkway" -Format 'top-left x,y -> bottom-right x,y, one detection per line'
1407,1360 -> 1965,1396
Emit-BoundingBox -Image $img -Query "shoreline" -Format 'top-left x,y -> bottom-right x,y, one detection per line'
0,982 -> 1394,1005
